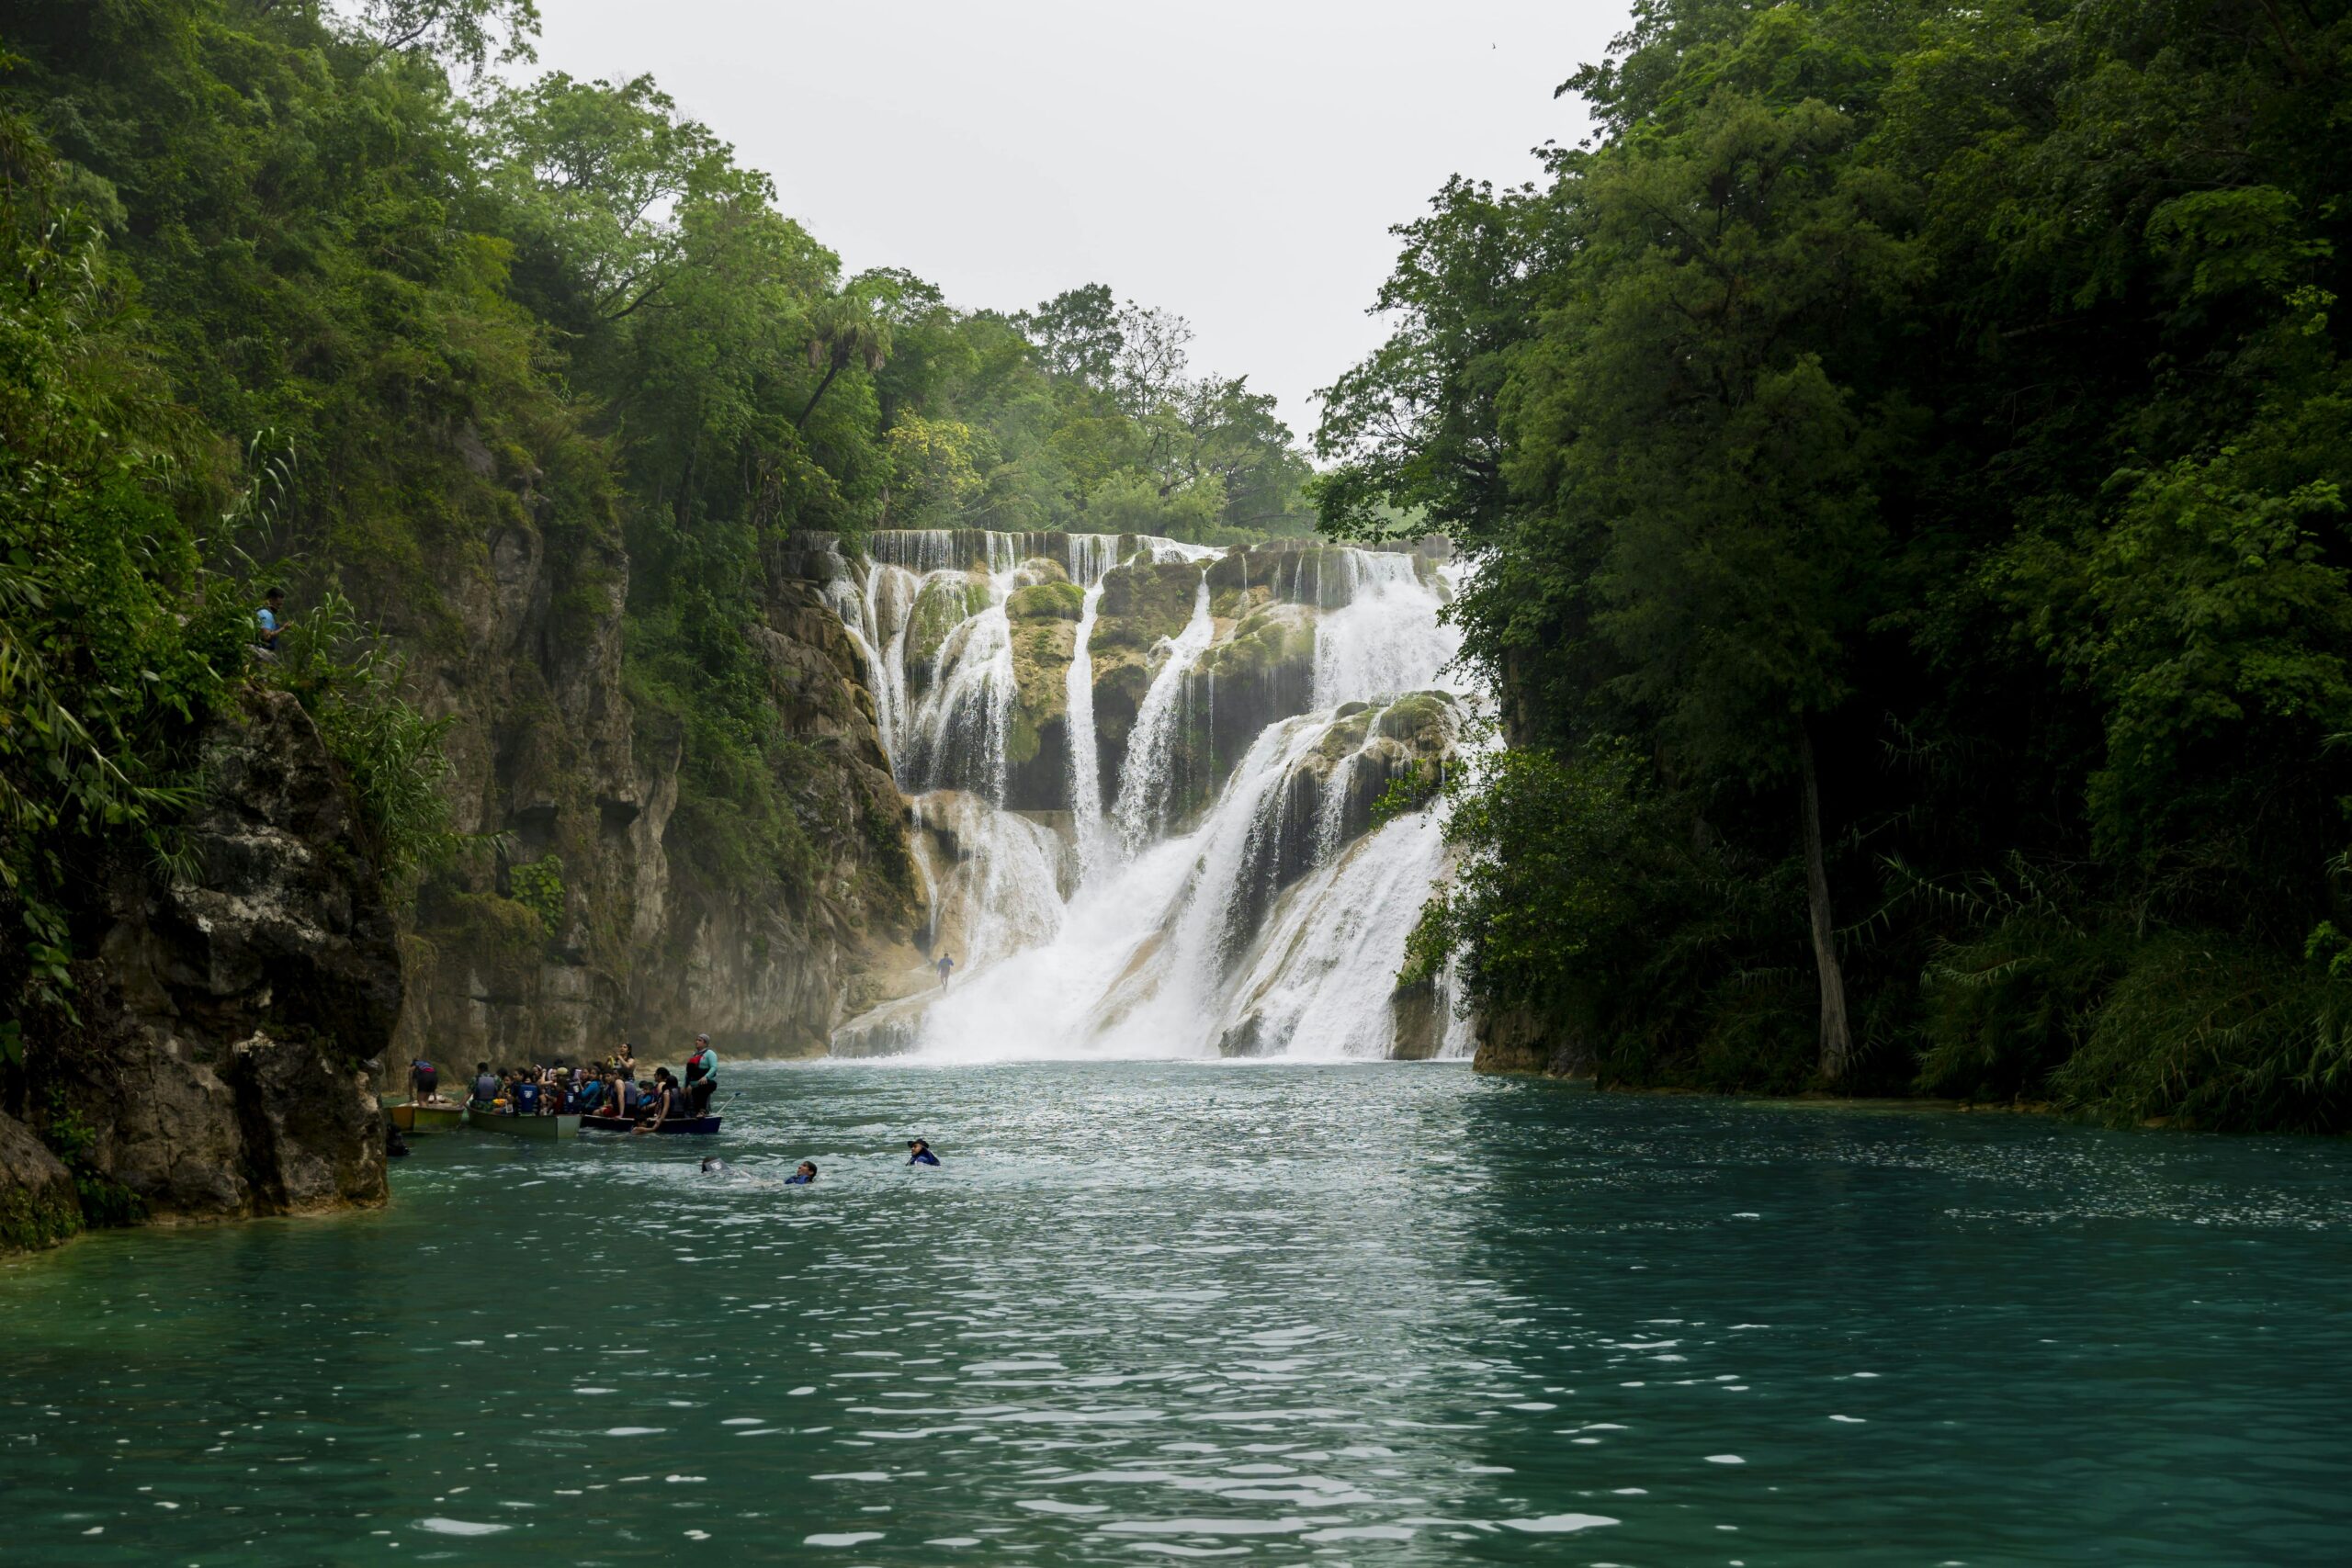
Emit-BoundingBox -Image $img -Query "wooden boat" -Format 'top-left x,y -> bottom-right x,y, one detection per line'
466,1101 -> 580,1139
579,1112 -> 722,1135
388,1099 -> 467,1133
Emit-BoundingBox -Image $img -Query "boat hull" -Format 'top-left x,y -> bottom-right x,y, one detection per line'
466,1102 -> 579,1139
389,1100 -> 467,1133
580,1113 -> 722,1135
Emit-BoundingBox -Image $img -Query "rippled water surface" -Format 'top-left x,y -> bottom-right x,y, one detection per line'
6,1063 -> 2351,1565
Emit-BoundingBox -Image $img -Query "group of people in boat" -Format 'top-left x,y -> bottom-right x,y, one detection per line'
410,1033 -> 722,1133
401,1041 -> 948,1174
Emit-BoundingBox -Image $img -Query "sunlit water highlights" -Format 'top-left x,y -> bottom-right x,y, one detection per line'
5,1063 -> 2350,1564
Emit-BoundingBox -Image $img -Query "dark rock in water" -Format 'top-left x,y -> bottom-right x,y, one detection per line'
1387,981 -> 1445,1062
25,688 -> 396,1223
0,1112 -> 82,1255
1215,1012 -> 1280,1058
1472,1009 -> 1592,1077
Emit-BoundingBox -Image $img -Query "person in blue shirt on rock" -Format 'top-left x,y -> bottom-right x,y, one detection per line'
253,587 -> 288,659
907,1138 -> 939,1167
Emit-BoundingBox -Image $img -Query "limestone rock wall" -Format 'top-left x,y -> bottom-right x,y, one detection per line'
361,435 -> 919,1071
8,689 -> 398,1236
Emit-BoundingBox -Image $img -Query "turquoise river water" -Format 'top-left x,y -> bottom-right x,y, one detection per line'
4,1062 -> 2349,1565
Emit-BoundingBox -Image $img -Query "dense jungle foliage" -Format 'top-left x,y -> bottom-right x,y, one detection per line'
0,0 -> 1316,1047
1333,0 -> 2352,1130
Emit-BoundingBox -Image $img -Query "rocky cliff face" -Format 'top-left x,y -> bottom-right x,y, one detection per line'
371,437 -> 918,1071
4,689 -> 398,1247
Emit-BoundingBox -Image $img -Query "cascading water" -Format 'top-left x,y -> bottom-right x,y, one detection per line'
1108,570 -> 1216,858
820,528 -> 1477,1061
1066,577 -> 1108,877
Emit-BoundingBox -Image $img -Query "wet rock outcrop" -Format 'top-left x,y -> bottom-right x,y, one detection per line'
7,688 -> 397,1240
0,1112 -> 79,1254
1471,1010 -> 1593,1077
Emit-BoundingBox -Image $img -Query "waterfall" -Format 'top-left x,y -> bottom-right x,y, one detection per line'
1066,577 -> 1108,879
905,581 -> 1016,799
1213,804 -> 1455,1059
1312,550 -> 1460,707
1066,532 -> 1119,587
1107,570 -> 1215,856
822,531 -> 1484,1061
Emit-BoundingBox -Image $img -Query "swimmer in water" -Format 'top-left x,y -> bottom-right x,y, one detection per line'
700,1156 -> 729,1175
784,1161 -> 818,1185
907,1138 -> 940,1167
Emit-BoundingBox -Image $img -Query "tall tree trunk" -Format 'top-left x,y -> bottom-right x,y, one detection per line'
1798,722 -> 1854,1083
796,361 -> 844,431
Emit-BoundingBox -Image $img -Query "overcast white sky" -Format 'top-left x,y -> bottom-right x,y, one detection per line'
520,0 -> 1628,443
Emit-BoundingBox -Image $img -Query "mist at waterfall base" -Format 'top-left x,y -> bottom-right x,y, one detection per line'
824,531 -> 1478,1062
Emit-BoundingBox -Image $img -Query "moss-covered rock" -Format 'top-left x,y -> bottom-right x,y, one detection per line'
1004,615 -> 1079,807
1374,690 -> 1457,753
905,571 -> 990,688
1092,558 -> 1203,654
1009,580 -> 1084,622
1195,602 -> 1316,684
0,1111 -> 82,1255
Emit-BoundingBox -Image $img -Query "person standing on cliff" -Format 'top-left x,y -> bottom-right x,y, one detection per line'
935,953 -> 956,989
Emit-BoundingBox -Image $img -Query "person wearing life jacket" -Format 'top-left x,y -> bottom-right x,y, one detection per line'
636,1069 -> 683,1133
683,1034 -> 718,1117
907,1138 -> 940,1167
471,1061 -> 499,1104
784,1161 -> 818,1186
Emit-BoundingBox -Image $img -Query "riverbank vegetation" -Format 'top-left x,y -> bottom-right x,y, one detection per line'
1332,0 -> 2352,1131
0,1 -> 1317,1057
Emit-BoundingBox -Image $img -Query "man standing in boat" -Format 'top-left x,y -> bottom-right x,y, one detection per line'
684,1033 -> 718,1118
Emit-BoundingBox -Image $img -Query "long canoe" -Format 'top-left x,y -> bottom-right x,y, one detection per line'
579,1112 -> 722,1135
466,1101 -> 579,1139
